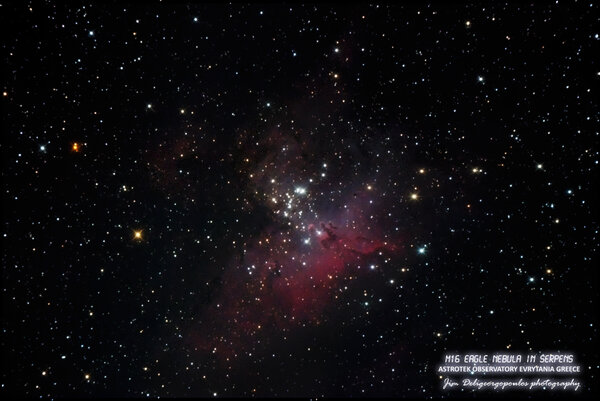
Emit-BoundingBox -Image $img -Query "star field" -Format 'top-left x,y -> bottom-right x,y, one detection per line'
1,2 -> 598,398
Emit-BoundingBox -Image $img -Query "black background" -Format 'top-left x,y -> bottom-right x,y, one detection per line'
1,2 -> 598,398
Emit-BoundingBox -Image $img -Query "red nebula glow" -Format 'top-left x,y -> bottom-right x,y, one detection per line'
187,204 -> 400,362
186,123 -> 403,362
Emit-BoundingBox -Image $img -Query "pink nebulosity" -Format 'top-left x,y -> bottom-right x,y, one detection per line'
186,190 -> 400,362
187,122 -> 402,361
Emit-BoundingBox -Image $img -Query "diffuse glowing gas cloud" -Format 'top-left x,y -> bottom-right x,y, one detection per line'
187,126 -> 400,360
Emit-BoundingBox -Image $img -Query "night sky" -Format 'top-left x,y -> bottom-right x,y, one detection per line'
1,2 -> 599,398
